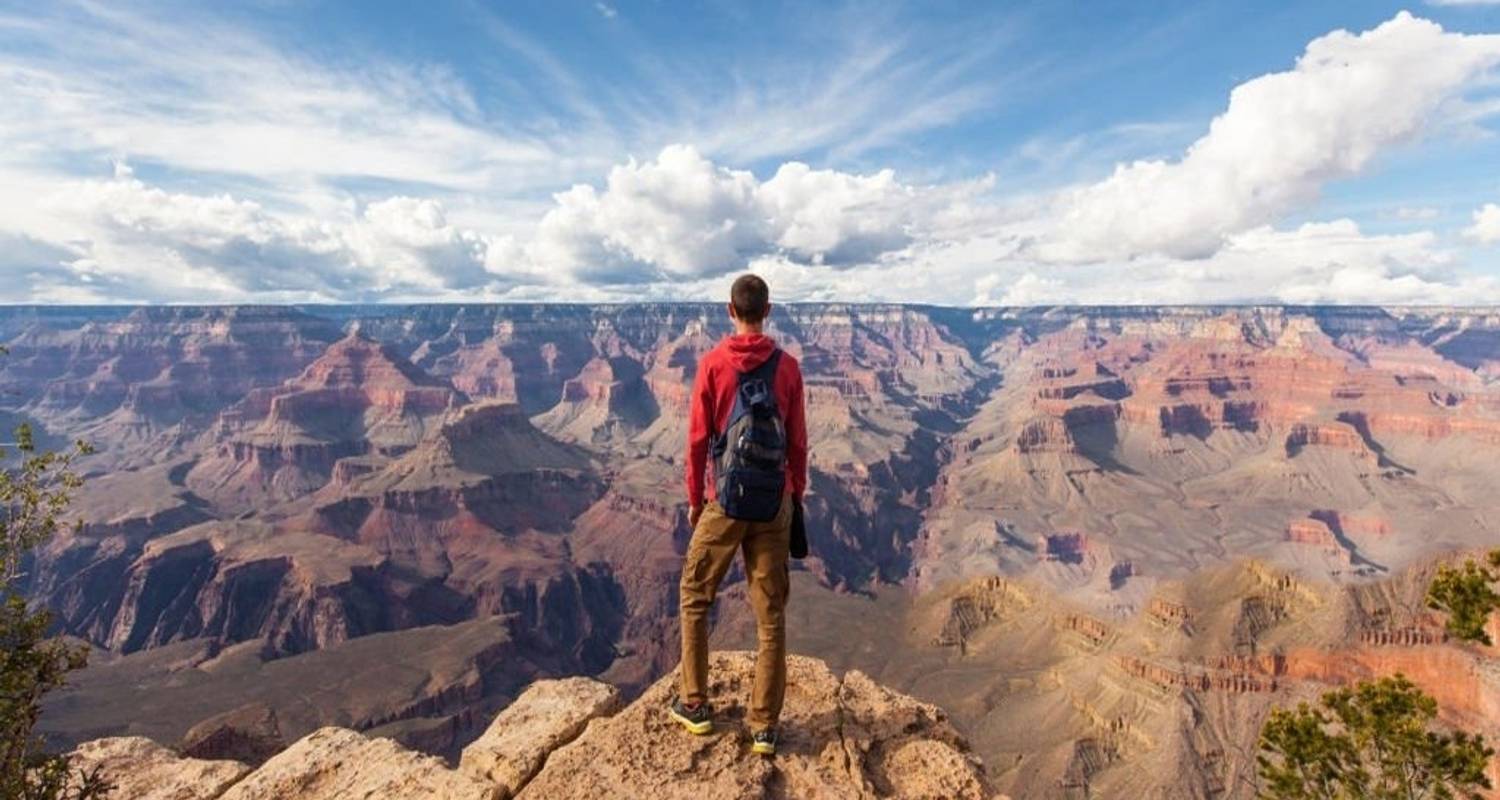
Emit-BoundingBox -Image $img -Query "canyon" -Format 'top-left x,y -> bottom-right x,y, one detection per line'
6,303 -> 1500,798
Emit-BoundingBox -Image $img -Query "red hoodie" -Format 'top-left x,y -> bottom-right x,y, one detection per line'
686,332 -> 807,507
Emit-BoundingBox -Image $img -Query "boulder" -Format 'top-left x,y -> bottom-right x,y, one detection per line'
460,676 -> 621,797
218,727 -> 497,800
69,737 -> 249,800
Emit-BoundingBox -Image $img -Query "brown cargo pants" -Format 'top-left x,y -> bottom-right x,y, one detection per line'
679,493 -> 792,733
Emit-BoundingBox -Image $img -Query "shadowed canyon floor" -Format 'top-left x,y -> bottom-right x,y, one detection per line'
7,304 -> 1500,797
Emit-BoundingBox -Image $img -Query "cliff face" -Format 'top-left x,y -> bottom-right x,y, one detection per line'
10,304 -> 1500,796
70,652 -> 1006,800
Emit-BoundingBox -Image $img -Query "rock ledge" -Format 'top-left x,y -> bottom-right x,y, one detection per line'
72,651 -> 1004,800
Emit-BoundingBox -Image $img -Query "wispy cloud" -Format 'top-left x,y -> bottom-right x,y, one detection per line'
0,3 -> 555,195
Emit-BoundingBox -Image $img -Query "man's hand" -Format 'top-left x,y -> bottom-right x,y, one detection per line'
689,503 -> 704,530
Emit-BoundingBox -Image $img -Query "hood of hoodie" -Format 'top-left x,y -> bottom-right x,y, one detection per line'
718,332 -> 776,372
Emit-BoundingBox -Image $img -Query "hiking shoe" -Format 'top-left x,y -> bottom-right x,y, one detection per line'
669,698 -> 713,735
750,728 -> 778,756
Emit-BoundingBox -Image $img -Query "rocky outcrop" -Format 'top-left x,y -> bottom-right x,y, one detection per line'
72,653 -> 1005,800
1285,517 -> 1352,564
931,576 -> 1034,649
533,356 -> 658,445
1147,596 -> 1193,633
218,727 -> 498,800
515,652 -> 1000,800
186,331 -> 466,513
1038,531 -> 1094,564
1284,421 -> 1377,462
69,737 -> 249,800
179,703 -> 285,767
459,677 -> 621,796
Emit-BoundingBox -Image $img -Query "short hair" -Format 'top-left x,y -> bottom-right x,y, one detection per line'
730,273 -> 770,323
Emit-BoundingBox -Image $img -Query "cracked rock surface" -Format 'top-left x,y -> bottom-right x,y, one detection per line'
516,651 -> 1001,800
460,676 -> 622,796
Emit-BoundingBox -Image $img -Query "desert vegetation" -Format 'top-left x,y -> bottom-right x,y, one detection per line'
1258,675 -> 1492,800
0,420 -> 105,799
1427,550 -> 1500,646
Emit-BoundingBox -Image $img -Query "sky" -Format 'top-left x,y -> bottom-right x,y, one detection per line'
2,1 -> 1500,305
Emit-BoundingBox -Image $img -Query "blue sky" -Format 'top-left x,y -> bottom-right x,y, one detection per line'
1,1 -> 1499,304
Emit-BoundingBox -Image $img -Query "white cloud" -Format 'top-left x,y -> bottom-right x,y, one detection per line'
2,9 -> 1499,306
595,3 -> 618,19
27,176 -> 518,302
1428,0 -> 1500,6
1034,12 -> 1500,263
1463,203 -> 1500,244
527,145 -> 967,283
981,220 -> 1492,306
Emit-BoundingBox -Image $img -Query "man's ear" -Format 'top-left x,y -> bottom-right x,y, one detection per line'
764,301 -> 773,319
726,302 -> 737,322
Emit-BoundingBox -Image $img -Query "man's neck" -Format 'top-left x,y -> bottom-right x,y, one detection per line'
733,322 -> 763,336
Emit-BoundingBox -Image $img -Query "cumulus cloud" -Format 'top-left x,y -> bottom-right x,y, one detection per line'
1464,203 -> 1500,244
528,145 -> 958,283
1034,12 -> 1500,263
31,176 -> 517,301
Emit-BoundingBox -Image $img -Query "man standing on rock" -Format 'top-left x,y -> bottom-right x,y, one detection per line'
673,273 -> 808,757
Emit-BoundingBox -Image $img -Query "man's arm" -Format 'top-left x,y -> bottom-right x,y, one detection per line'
785,359 -> 808,499
685,360 -> 714,522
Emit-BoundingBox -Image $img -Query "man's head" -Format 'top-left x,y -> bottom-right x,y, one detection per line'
728,273 -> 771,330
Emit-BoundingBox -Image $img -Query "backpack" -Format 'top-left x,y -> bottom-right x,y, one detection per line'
711,349 -> 787,522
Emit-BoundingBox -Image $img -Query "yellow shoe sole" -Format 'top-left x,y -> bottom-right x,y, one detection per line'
670,708 -> 713,735
751,740 -> 776,756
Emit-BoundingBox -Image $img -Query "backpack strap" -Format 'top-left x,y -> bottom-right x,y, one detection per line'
739,348 -> 782,388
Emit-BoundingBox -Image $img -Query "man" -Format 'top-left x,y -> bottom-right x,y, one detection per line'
671,273 -> 807,757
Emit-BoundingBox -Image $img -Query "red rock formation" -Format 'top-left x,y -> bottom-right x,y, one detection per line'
1015,417 -> 1078,454
1038,532 -> 1094,564
186,332 -> 465,512
1148,596 -> 1192,632
1281,645 -> 1500,736
1115,655 -> 1279,694
1056,613 -> 1112,649
1310,509 -> 1392,540
1284,515 -> 1361,568
932,576 -> 1034,649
